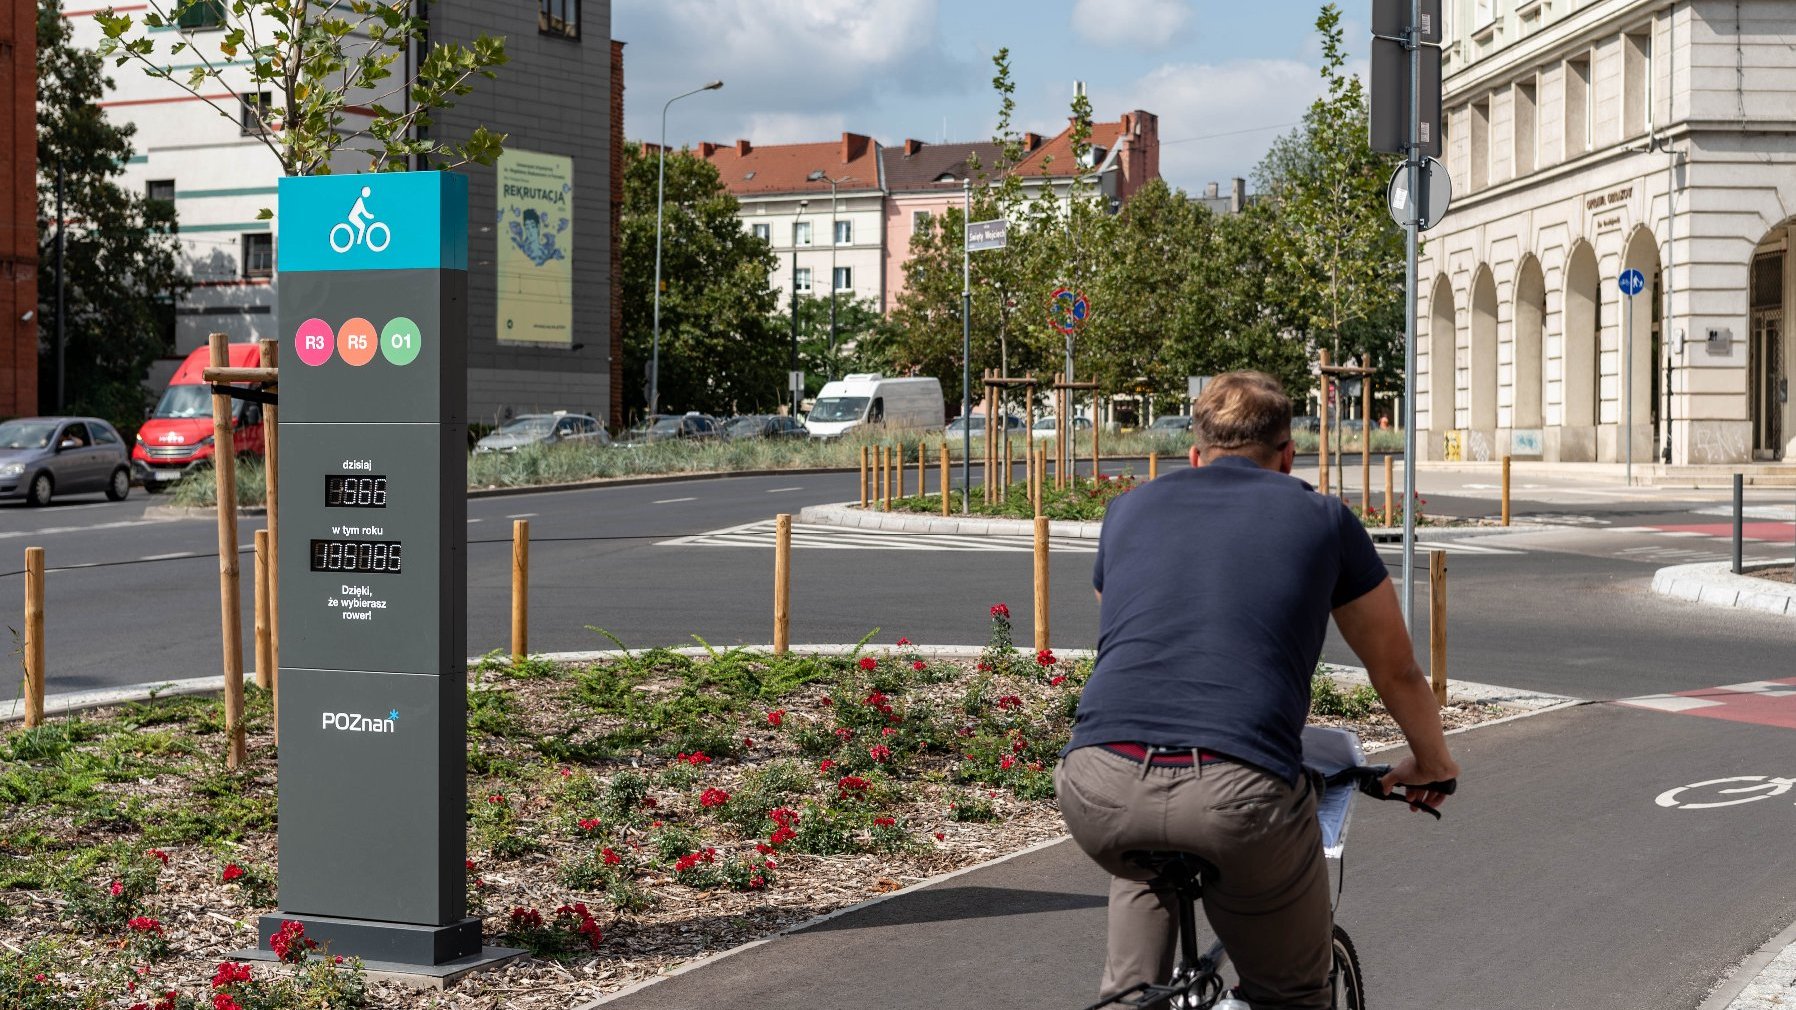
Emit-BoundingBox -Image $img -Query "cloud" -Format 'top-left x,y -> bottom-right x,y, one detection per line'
1119,58 -> 1325,193
741,112 -> 849,146
1071,0 -> 1193,49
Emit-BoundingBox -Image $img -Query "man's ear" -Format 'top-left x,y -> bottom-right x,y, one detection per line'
1189,444 -> 1203,468
1279,439 -> 1296,475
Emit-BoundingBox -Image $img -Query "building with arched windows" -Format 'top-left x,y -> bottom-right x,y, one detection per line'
1421,0 -> 1796,465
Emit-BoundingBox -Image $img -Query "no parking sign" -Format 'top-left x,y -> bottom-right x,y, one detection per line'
1049,287 -> 1091,334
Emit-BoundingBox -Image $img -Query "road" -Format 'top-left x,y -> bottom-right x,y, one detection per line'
5,459 -> 1796,1007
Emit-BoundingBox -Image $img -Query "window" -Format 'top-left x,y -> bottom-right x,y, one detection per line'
751,222 -> 770,243
1513,78 -> 1537,176
239,91 -> 272,136
539,0 -> 579,39
912,210 -> 932,233
58,422 -> 91,448
1470,98 -> 1490,190
833,266 -> 853,292
834,219 -> 853,245
243,233 -> 273,278
794,268 -> 813,294
1565,55 -> 1591,155
792,221 -> 812,247
146,179 -> 175,204
174,0 -> 225,30
1624,31 -> 1652,138
91,423 -> 121,446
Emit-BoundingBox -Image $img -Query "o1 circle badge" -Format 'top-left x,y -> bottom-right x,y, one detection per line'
381,317 -> 422,366
337,317 -> 379,366
294,318 -> 335,366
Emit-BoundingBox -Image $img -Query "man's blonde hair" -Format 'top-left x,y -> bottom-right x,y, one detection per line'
1192,371 -> 1292,457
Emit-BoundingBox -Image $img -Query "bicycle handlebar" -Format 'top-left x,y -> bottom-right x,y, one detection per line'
1323,764 -> 1458,819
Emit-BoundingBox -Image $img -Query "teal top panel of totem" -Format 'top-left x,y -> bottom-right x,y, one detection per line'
278,172 -> 469,274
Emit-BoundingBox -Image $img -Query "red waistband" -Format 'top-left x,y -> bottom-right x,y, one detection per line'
1098,742 -> 1229,767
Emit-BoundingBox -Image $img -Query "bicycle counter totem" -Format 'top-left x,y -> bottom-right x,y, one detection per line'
264,171 -> 488,969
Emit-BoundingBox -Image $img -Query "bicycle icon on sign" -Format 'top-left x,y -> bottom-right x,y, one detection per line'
329,186 -> 392,254
1656,776 -> 1796,810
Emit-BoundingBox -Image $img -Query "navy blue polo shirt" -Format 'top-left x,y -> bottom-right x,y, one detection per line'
1067,456 -> 1388,783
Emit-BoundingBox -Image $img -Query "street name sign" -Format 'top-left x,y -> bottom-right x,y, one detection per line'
268,171 -> 478,968
966,219 -> 1009,252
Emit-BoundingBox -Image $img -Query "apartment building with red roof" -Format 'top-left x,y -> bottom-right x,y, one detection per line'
0,0 -> 35,416
697,107 -> 1159,317
695,133 -> 887,313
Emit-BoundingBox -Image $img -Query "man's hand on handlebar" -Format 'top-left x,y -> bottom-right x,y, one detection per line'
1379,755 -> 1461,814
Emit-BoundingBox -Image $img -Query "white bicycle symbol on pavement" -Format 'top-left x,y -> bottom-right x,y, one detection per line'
1655,776 -> 1796,810
329,186 -> 391,253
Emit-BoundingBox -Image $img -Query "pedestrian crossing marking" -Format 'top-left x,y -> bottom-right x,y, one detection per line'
658,520 -> 1099,554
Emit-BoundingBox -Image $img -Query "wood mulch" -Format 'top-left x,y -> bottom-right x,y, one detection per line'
1,663 -> 1513,1009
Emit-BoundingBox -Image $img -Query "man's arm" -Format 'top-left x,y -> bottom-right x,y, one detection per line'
1332,576 -> 1460,808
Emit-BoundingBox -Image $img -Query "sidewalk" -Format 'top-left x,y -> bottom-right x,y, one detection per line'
1705,921 -> 1796,1010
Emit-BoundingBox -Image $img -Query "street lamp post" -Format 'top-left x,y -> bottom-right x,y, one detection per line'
807,170 -> 852,381
651,79 -> 723,420
791,200 -> 808,414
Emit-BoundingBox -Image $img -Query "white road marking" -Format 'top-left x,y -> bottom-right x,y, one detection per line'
652,497 -> 698,504
140,552 -> 196,561
466,518 -> 483,523
506,513 -> 538,519
1374,540 -> 1524,556
1714,681 -> 1796,698
765,487 -> 803,494
0,518 -> 180,541
1623,695 -> 1727,713
1658,531 -> 1709,538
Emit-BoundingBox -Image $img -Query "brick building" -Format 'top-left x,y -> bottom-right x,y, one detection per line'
0,1 -> 35,417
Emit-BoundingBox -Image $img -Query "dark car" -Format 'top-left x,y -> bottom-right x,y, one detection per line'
0,417 -> 133,506
619,412 -> 722,446
1147,415 -> 1192,434
724,414 -> 807,441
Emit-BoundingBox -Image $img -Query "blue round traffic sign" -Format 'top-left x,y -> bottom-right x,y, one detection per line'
1619,268 -> 1646,297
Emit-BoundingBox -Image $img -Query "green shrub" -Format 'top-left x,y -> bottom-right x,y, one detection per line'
1310,673 -> 1381,720
60,848 -> 162,932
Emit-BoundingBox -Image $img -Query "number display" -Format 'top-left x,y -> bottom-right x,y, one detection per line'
325,475 -> 387,508
309,539 -> 404,574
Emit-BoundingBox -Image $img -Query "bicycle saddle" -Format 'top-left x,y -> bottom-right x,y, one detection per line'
1124,850 -> 1220,894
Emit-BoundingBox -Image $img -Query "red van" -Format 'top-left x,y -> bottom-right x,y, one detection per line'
132,343 -> 266,491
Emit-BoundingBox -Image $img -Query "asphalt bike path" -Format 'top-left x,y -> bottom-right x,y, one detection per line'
600,701 -> 1796,1010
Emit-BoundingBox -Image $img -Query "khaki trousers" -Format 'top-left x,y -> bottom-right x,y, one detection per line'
1055,745 -> 1332,1010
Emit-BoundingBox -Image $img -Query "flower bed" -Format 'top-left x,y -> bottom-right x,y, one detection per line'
890,473 -> 1141,522
0,609 -> 1510,1009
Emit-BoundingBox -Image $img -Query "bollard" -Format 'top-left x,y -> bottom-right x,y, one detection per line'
1148,451 -> 1158,481
774,513 -> 792,655
254,530 -> 272,690
1383,455 -> 1394,528
940,443 -> 951,518
1429,549 -> 1448,705
1501,455 -> 1512,527
859,446 -> 869,508
1733,473 -> 1744,575
209,334 -> 247,770
1033,515 -> 1050,654
23,547 -> 45,728
886,446 -> 897,510
918,443 -> 926,501
511,519 -> 529,661
876,446 -> 887,511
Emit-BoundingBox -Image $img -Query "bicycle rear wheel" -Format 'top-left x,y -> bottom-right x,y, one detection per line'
1330,925 -> 1365,1009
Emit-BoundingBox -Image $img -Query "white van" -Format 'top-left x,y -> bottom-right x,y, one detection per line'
805,374 -> 944,439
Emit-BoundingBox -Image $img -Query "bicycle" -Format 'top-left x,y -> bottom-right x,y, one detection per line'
329,186 -> 392,254
1080,727 -> 1457,1010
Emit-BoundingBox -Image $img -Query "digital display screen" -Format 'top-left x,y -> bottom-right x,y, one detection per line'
309,539 -> 404,574
325,475 -> 387,508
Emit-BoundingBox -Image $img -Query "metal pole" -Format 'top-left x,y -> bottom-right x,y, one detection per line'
1625,289 -> 1634,486
1732,473 -> 1743,575
1401,0 -> 1422,635
54,161 -> 66,413
829,179 -> 839,378
961,180 -> 971,515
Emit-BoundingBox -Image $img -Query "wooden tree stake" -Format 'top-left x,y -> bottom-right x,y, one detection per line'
1383,455 -> 1394,528
253,530 -> 271,690
511,519 -> 529,661
1502,455 -> 1513,527
1033,515 -> 1050,654
209,333 -> 247,770
1429,549 -> 1448,705
774,513 -> 792,654
23,547 -> 44,729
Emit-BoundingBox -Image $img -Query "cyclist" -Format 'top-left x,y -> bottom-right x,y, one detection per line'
1056,371 -> 1460,1009
347,186 -> 375,237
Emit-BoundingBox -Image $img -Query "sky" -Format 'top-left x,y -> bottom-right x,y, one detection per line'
613,0 -> 1370,196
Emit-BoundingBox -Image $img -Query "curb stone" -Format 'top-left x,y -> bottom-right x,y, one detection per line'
1650,561 -> 1795,617
142,504 -> 265,519
798,501 -> 1578,543
1700,918 -> 1796,1010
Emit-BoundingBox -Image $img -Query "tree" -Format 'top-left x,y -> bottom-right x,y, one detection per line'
1254,3 -> 1405,388
775,296 -> 892,396
37,1 -> 190,429
94,0 -> 507,194
618,145 -> 783,419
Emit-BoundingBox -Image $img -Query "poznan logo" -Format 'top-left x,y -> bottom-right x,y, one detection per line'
321,707 -> 400,734
329,186 -> 393,254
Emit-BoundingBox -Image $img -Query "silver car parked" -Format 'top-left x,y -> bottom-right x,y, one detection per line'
0,417 -> 134,506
